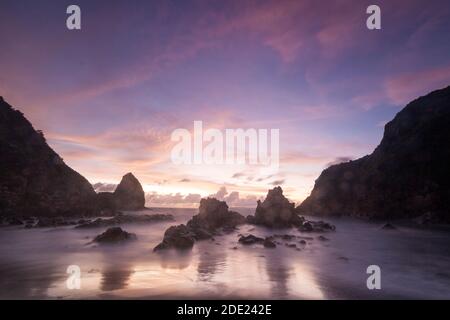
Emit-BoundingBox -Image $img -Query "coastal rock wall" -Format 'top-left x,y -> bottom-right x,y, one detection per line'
297,86 -> 450,221
0,97 -> 98,217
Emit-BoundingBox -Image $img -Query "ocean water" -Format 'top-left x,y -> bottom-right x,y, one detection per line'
0,208 -> 450,299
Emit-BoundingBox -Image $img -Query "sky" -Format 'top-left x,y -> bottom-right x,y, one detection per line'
1,0 -> 450,207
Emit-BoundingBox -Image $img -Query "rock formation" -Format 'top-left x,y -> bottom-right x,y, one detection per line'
93,227 -> 137,243
153,224 -> 195,251
113,173 -> 145,210
0,97 -> 98,217
297,86 -> 450,222
96,173 -> 146,212
154,198 -> 246,250
246,186 -> 303,227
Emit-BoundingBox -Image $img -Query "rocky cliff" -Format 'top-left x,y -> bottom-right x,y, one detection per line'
113,173 -> 145,210
0,97 -> 98,217
297,86 -> 450,221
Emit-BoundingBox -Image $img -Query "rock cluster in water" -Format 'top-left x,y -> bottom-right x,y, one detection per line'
93,227 -> 137,244
154,198 -> 246,251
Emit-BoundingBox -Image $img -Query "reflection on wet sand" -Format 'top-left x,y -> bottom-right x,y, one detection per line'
0,263 -> 63,299
196,248 -> 227,282
264,252 -> 292,299
100,266 -> 134,291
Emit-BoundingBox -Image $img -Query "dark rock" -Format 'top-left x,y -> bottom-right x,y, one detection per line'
153,224 -> 195,251
246,187 -> 303,228
298,220 -> 336,232
298,239 -> 307,245
286,243 -> 297,248
317,235 -> 330,241
297,86 -> 450,222
263,237 -> 276,248
381,223 -> 397,230
238,234 -> 264,245
113,173 -> 145,210
75,213 -> 174,228
93,227 -> 136,243
0,97 -> 98,217
95,173 -> 146,212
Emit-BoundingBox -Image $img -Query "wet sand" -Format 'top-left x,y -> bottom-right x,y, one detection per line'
1,208 -> 450,299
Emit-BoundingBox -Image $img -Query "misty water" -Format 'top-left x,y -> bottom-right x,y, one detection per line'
1,208 -> 450,299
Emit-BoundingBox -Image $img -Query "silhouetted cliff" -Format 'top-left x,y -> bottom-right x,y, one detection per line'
297,86 -> 450,222
0,97 -> 97,217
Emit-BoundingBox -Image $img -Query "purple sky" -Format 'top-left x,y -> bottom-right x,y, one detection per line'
1,0 -> 450,206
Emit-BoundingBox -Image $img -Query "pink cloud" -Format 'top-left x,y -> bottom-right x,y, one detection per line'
385,65 -> 450,105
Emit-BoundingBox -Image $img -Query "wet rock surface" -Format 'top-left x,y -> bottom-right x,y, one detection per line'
153,224 -> 195,251
93,227 -> 136,244
238,234 -> 264,245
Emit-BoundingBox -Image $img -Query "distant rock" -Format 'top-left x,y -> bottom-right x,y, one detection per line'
153,224 -> 195,251
0,97 -> 98,217
96,173 -> 146,212
93,227 -> 136,243
246,187 -> 303,228
187,198 -> 246,233
113,173 -> 145,210
297,86 -> 450,222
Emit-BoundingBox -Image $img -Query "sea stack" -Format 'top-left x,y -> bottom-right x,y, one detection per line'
113,173 -> 146,210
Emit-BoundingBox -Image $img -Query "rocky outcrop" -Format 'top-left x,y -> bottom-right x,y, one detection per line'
93,227 -> 137,244
297,86 -> 450,222
154,198 -> 246,250
0,97 -> 98,217
246,187 -> 303,228
113,173 -> 145,210
96,173 -> 146,212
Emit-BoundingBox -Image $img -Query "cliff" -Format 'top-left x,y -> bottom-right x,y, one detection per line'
0,97 -> 98,217
297,86 -> 450,221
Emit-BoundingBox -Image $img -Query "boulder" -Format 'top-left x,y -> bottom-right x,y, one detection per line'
93,227 -> 137,243
263,237 -> 276,248
238,234 -> 264,245
247,187 -> 303,228
153,224 -> 195,251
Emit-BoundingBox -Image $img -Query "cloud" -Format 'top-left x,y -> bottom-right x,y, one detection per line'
385,65 -> 450,105
146,192 -> 202,205
179,178 -> 190,182
92,182 -> 117,193
270,179 -> 285,186
208,186 -> 262,207
325,156 -> 353,168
